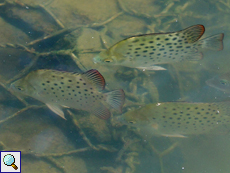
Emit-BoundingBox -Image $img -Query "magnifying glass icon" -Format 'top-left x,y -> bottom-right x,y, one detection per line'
3,154 -> 18,170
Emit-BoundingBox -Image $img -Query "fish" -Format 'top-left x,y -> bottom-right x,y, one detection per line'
94,24 -> 224,71
206,72 -> 230,93
10,69 -> 125,120
118,102 -> 230,137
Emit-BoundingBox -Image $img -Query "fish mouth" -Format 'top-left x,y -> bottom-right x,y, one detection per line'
93,55 -> 100,64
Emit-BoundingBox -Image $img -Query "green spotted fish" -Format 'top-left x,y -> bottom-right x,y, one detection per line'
94,25 -> 224,70
118,102 -> 230,137
206,72 -> 230,93
10,69 -> 125,120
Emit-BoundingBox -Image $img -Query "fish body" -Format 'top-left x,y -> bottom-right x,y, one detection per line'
206,72 -> 230,93
119,102 -> 230,137
10,69 -> 125,120
94,25 -> 224,70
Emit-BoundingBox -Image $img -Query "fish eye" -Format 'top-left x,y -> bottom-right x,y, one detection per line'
129,121 -> 135,124
104,59 -> 113,63
220,79 -> 228,85
17,87 -> 23,91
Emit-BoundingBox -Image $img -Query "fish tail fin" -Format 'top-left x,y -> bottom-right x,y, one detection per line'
105,89 -> 125,113
197,33 -> 224,51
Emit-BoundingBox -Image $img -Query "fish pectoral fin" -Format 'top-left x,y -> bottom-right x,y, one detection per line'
136,65 -> 167,71
46,103 -> 66,120
90,103 -> 111,120
161,134 -> 187,138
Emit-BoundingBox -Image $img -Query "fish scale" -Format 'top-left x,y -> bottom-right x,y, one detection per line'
119,102 -> 230,137
10,69 -> 125,120
94,24 -> 224,70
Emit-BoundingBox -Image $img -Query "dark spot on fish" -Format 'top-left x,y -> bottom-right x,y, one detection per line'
165,38 -> 169,41
169,49 -> 174,52
69,93 -> 71,95
197,112 -> 200,114
76,86 -> 80,88
53,92 -> 55,94
44,88 -> 46,90
78,92 -> 81,94
84,89 -> 88,92
134,51 -> 138,54
178,40 -> 182,42
173,113 -> 177,115
195,118 -> 198,120
169,117 -> 173,119
136,54 -> 140,57
128,45 -> 132,47
149,41 -> 154,43
42,83 -> 45,86
143,50 -> 148,53
51,87 -> 54,90
132,39 -> 139,43
150,46 -> 154,48
195,107 -> 198,109
156,43 -> 161,46
172,37 -> 177,40
157,53 -> 161,56
46,81 -> 50,83
135,47 -> 141,50
152,117 -> 156,120
159,48 -> 165,51
186,114 -> 190,116
80,79 -> 82,81
177,118 -> 181,120
166,43 -> 172,45
61,82 -> 64,84
61,77 -> 64,79
140,43 -> 145,46
186,122 -> 189,124
176,46 -> 183,48
67,86 -> 71,88
61,90 -> 64,92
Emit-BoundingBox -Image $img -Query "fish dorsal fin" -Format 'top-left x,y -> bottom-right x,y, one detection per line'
82,69 -> 105,90
179,24 -> 205,43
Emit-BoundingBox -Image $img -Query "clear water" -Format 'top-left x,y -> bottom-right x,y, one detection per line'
0,0 -> 229,173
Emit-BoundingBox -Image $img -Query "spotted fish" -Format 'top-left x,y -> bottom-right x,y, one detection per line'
10,69 -> 125,120
206,72 -> 230,93
94,25 -> 224,70
118,102 -> 230,137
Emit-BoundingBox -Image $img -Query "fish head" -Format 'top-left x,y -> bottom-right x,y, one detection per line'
206,75 -> 230,93
93,50 -> 118,65
116,114 -> 138,126
10,78 -> 36,96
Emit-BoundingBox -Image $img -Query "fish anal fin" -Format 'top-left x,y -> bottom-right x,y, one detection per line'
136,65 -> 167,71
90,103 -> 111,120
161,134 -> 187,138
46,103 -> 66,120
82,69 -> 105,90
186,52 -> 203,61
179,24 -> 205,43
198,33 -> 224,51
105,89 -> 125,113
